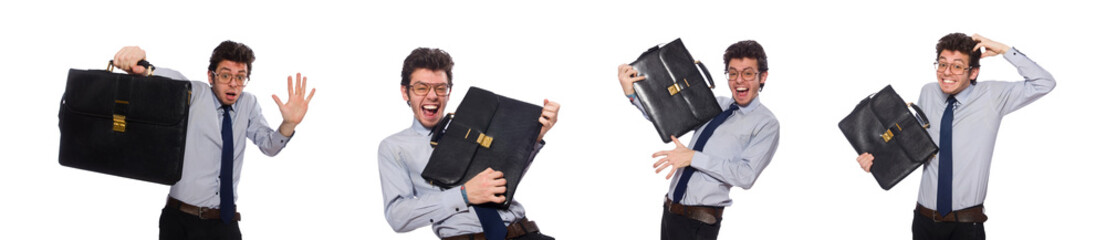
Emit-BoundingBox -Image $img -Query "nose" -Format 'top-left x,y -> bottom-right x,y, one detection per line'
229,79 -> 240,88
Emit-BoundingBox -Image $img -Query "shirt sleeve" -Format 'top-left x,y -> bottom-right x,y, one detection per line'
377,140 -> 469,232
245,97 -> 291,156
629,95 -> 652,121
991,47 -> 1057,115
688,117 -> 780,189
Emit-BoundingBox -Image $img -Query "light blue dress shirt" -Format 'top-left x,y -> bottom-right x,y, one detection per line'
153,68 -> 292,208
915,48 -> 1055,211
378,118 -> 543,238
633,96 -> 780,207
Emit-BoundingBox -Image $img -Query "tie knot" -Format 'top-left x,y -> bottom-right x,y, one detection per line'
728,103 -> 739,111
946,96 -> 957,104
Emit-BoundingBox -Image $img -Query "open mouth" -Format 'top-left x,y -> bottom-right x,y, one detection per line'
735,87 -> 750,97
421,104 -> 440,118
225,92 -> 238,101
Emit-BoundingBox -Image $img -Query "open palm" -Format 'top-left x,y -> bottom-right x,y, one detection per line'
272,73 -> 316,125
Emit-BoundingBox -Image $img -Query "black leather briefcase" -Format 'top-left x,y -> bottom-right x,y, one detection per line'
58,64 -> 191,185
422,87 -> 543,209
630,38 -> 720,143
839,85 -> 938,190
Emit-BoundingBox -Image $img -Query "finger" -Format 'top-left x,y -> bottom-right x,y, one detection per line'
653,157 -> 668,168
670,136 -> 685,148
298,73 -> 306,97
491,186 -> 507,194
652,150 -> 669,158
491,195 -> 507,203
272,94 -> 283,106
538,117 -> 550,127
655,162 -> 671,173
132,66 -> 147,75
631,75 -> 646,82
305,88 -> 316,105
287,75 -> 296,97
488,170 -> 504,179
666,168 -> 676,180
491,178 -> 507,187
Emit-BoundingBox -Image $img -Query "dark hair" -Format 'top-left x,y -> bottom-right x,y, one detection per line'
208,40 -> 256,77
936,33 -> 981,84
723,40 -> 768,89
401,48 -> 454,86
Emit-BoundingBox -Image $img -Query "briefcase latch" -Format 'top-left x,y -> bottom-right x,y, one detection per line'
113,114 -> 126,133
881,123 -> 902,142
477,133 -> 493,148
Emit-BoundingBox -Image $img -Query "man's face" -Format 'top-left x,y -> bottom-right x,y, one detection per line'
401,68 -> 451,128
936,50 -> 979,95
208,60 -> 248,106
727,57 -> 766,106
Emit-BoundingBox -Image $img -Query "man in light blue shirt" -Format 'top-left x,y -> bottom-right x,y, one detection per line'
857,33 -> 1055,239
618,40 -> 781,240
112,41 -> 317,240
378,48 -> 559,240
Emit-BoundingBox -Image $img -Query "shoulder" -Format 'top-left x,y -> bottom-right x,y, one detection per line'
378,128 -> 419,153
752,104 -> 779,128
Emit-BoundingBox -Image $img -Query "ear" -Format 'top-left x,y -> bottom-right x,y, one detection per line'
969,67 -> 980,81
759,71 -> 769,84
207,72 -> 215,85
400,85 -> 410,102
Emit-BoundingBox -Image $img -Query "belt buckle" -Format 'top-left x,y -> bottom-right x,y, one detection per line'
930,209 -> 940,222
197,207 -> 210,220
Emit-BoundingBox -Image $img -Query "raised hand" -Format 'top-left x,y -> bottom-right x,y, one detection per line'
272,73 -> 317,137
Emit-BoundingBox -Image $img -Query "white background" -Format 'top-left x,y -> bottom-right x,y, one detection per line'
2,1 -> 1103,239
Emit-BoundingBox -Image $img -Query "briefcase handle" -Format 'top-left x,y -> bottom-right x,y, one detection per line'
107,60 -> 155,76
908,103 -> 930,129
695,60 -> 715,89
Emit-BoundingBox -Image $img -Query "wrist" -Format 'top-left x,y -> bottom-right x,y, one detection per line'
460,185 -> 471,205
626,93 -> 637,102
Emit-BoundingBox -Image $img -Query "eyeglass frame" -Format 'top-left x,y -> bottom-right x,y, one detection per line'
726,68 -> 761,82
406,82 -> 452,96
210,70 -> 250,86
933,61 -> 973,75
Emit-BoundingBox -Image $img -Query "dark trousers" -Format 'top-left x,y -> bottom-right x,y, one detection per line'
159,206 -> 242,240
510,232 -> 555,240
912,210 -> 985,240
660,205 -> 721,240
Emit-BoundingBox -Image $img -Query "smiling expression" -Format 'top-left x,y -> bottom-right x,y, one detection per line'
936,50 -> 979,95
402,68 -> 451,128
727,57 -> 767,106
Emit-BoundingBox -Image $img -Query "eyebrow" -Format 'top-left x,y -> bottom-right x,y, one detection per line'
728,67 -> 755,71
218,67 -> 248,74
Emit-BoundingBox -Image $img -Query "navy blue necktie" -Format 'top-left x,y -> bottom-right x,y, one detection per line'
220,106 -> 236,224
672,104 -> 739,203
937,97 -> 956,216
473,205 -> 506,240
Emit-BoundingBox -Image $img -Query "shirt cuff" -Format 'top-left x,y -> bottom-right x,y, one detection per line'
273,130 -> 294,145
689,151 -> 712,171
443,186 -> 469,215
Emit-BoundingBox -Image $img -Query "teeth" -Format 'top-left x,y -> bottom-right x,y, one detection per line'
943,80 -> 956,83
423,105 -> 438,110
736,87 -> 748,91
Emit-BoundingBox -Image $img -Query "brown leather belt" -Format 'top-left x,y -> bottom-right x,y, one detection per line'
665,198 -> 723,225
441,217 -> 540,240
916,203 -> 987,223
166,197 -> 241,221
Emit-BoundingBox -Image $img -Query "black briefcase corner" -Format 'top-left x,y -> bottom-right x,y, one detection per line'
629,38 -> 721,143
838,85 -> 938,190
422,87 -> 543,208
58,64 -> 191,185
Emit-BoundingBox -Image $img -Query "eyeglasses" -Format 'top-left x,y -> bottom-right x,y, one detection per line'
408,82 -> 451,96
726,69 -> 760,82
933,61 -> 972,75
211,71 -> 249,86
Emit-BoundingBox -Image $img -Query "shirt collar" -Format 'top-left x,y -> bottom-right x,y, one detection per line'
945,82 -> 975,103
734,96 -> 761,114
411,117 -> 432,136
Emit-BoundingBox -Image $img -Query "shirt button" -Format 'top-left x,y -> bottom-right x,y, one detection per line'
429,219 -> 434,223
455,208 -> 460,211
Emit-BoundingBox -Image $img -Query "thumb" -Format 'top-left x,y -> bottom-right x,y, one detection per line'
670,136 -> 684,148
272,94 -> 283,106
